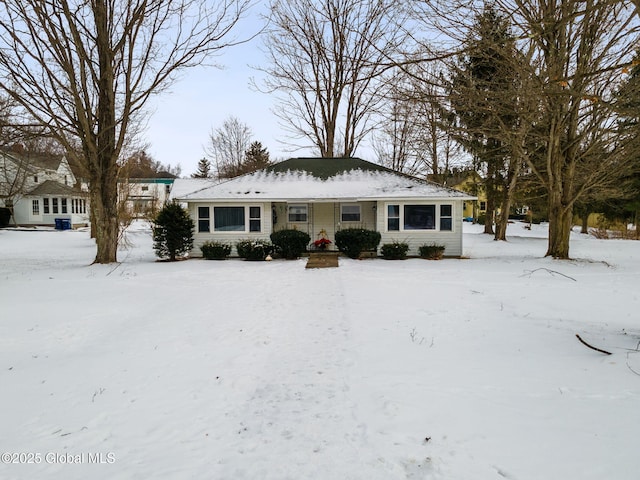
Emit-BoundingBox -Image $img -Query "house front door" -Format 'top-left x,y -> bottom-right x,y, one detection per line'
312,202 -> 337,248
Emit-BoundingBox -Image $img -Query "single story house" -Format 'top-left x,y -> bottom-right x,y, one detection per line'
175,157 -> 476,257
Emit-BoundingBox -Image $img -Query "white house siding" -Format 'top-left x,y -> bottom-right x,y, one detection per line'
376,200 -> 464,257
190,202 -> 273,257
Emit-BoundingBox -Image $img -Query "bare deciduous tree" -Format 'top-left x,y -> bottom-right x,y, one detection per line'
260,0 -> 405,157
206,116 -> 253,179
0,0 -> 250,263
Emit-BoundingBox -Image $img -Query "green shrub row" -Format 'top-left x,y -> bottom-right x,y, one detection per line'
200,241 -> 232,260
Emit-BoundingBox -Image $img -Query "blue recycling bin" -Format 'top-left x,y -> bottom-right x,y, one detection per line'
55,218 -> 72,230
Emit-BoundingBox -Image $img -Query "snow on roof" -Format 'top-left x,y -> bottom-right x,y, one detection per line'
169,178 -> 221,201
178,168 -> 474,202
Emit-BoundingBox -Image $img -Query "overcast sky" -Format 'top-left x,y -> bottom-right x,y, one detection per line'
143,6 -> 303,177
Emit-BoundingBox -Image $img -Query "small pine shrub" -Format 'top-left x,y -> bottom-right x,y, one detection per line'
153,202 -> 194,261
380,241 -> 409,260
200,241 -> 232,260
419,244 -> 445,260
334,228 -> 381,259
270,229 -> 311,259
236,239 -> 273,261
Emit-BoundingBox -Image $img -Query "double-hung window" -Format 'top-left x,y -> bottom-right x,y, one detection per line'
440,205 -> 453,231
341,204 -> 361,222
52,198 -> 59,214
32,200 -> 40,216
388,205 -> 400,231
43,198 -> 50,214
249,207 -> 261,232
61,198 -> 68,214
198,206 -> 210,232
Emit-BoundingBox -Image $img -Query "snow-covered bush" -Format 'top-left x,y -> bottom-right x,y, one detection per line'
235,239 -> 273,261
200,241 -> 232,260
334,228 -> 381,259
270,229 -> 310,259
419,244 -> 445,260
380,241 -> 409,260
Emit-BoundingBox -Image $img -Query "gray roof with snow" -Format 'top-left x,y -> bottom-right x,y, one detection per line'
177,158 -> 474,202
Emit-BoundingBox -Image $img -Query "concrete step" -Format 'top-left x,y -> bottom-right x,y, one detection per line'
305,252 -> 339,269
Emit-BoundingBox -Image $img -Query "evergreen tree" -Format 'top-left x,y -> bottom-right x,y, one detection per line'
447,6 -> 519,238
153,202 -> 194,261
192,158 -> 212,178
244,141 -> 271,172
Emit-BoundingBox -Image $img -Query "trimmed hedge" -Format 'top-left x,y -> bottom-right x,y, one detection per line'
236,239 -> 273,261
334,228 -> 381,259
380,241 -> 409,260
270,229 -> 310,259
200,241 -> 232,260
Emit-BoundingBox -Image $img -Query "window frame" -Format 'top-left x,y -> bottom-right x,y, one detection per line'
196,205 -> 263,234
440,204 -> 453,231
288,204 -> 308,223
32,199 -> 40,216
197,206 -> 210,233
43,198 -> 50,214
52,198 -> 59,214
385,202 -> 455,233
341,204 -> 361,222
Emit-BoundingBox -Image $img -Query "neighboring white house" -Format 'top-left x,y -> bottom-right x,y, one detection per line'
0,148 -> 90,228
175,157 -> 476,257
119,176 -> 176,218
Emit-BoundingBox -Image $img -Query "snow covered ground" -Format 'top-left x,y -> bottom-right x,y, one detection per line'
1,222 -> 639,480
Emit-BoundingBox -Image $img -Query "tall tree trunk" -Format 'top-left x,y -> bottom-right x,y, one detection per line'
546,192 -> 573,258
484,197 -> 495,234
91,177 -> 119,264
580,209 -> 589,234
495,157 -> 521,241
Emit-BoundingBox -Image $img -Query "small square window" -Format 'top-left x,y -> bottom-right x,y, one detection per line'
341,205 -> 361,222
288,205 -> 307,222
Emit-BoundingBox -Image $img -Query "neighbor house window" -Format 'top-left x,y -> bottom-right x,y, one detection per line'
404,204 -> 435,230
341,204 -> 361,222
61,198 -> 68,214
34,175 -> 38,183
141,186 -> 149,191
249,206 -> 261,232
214,206 -> 245,231
198,206 -> 210,232
480,201 -> 487,211
288,205 -> 307,222
388,205 -> 400,231
52,198 -> 59,214
32,199 -> 40,216
43,198 -> 50,214
440,205 -> 453,231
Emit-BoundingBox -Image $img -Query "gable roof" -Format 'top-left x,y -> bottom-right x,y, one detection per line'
27,180 -> 86,197
178,157 -> 475,202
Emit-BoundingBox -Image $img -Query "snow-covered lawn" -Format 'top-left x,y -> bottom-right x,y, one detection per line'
1,222 -> 639,480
